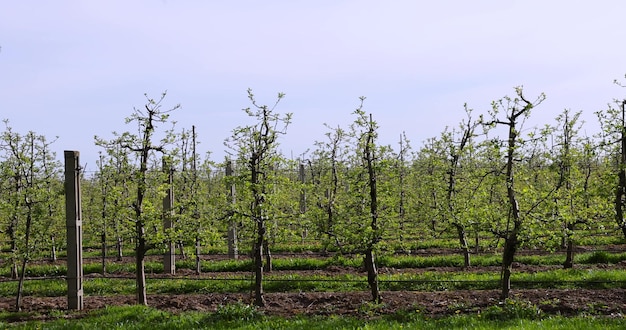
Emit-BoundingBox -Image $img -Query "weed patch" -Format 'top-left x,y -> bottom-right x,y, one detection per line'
481,298 -> 543,321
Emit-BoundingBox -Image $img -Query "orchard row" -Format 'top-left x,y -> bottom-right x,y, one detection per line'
2,86 -> 626,307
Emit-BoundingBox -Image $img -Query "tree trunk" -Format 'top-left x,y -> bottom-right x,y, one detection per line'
253,220 -> 265,307
454,224 -> 471,267
364,249 -> 380,304
163,160 -> 175,275
228,221 -> 238,259
51,235 -> 57,262
226,160 -> 238,260
263,239 -> 272,272
177,242 -> 186,260
323,188 -> 334,255
500,265 -> 511,300
116,236 -> 123,262
500,231 -> 517,300
10,259 -> 18,280
363,112 -> 381,304
563,223 -> 575,269
615,178 -> 626,238
9,219 -> 18,280
614,168 -> 626,239
474,229 -> 480,254
616,101 -> 626,240
195,236 -> 201,275
136,223 -> 148,306
15,211 -> 33,311
101,232 -> 107,275
115,211 -> 123,261
15,259 -> 28,311
563,240 -> 574,269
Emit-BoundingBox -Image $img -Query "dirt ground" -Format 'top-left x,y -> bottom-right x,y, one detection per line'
1,250 -> 625,322
1,288 -> 625,322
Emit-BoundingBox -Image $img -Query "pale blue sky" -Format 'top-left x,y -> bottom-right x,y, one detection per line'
1,1 -> 625,168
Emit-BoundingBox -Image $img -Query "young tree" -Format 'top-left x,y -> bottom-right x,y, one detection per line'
93,151 -> 133,273
395,132 -> 412,251
614,100 -> 626,239
224,158 -> 238,259
411,112 -> 485,262
485,87 -> 546,299
358,110 -> 382,304
96,154 -> 110,274
224,89 -> 291,307
0,121 -> 61,310
343,98 -> 393,304
0,124 -> 23,280
102,145 -> 134,261
442,107 -> 481,267
95,92 -> 179,305
413,137 -> 447,235
596,91 -> 626,239
469,133 -> 507,253
262,157 -> 309,264
176,126 -> 202,271
310,124 -> 349,253
548,110 -> 603,268
173,137 -> 228,273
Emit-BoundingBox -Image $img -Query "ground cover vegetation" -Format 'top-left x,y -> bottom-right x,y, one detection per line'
2,83 -> 626,327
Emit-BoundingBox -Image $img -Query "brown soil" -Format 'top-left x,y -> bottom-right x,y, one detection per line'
2,248 -> 626,322
1,288 -> 625,323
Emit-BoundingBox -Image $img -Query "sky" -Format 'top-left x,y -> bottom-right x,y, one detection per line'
1,1 -> 625,169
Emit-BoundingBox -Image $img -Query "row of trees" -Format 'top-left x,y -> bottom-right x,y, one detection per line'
2,84 -> 626,308
0,121 -> 62,310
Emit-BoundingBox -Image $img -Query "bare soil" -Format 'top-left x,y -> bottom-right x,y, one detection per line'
1,288 -> 625,322
2,248 -> 626,322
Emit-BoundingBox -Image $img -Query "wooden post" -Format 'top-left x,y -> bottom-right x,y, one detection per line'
226,159 -> 238,259
64,150 -> 83,310
163,158 -> 175,275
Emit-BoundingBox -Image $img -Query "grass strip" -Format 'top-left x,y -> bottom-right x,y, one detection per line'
1,304 -> 625,329
1,268 -> 626,297
3,250 -> 626,279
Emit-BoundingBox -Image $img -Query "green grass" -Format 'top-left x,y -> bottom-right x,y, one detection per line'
1,250 -> 625,276
1,304 -> 625,329
1,249 -> 626,300
379,250 -> 626,269
83,254 -> 360,276
578,251 -> 626,264
0,279 -> 67,297
5,231 -> 625,260
178,259 -> 254,272
1,267 -> 625,297
0,264 -> 67,278
3,247 -> 626,280
378,254 -> 502,268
